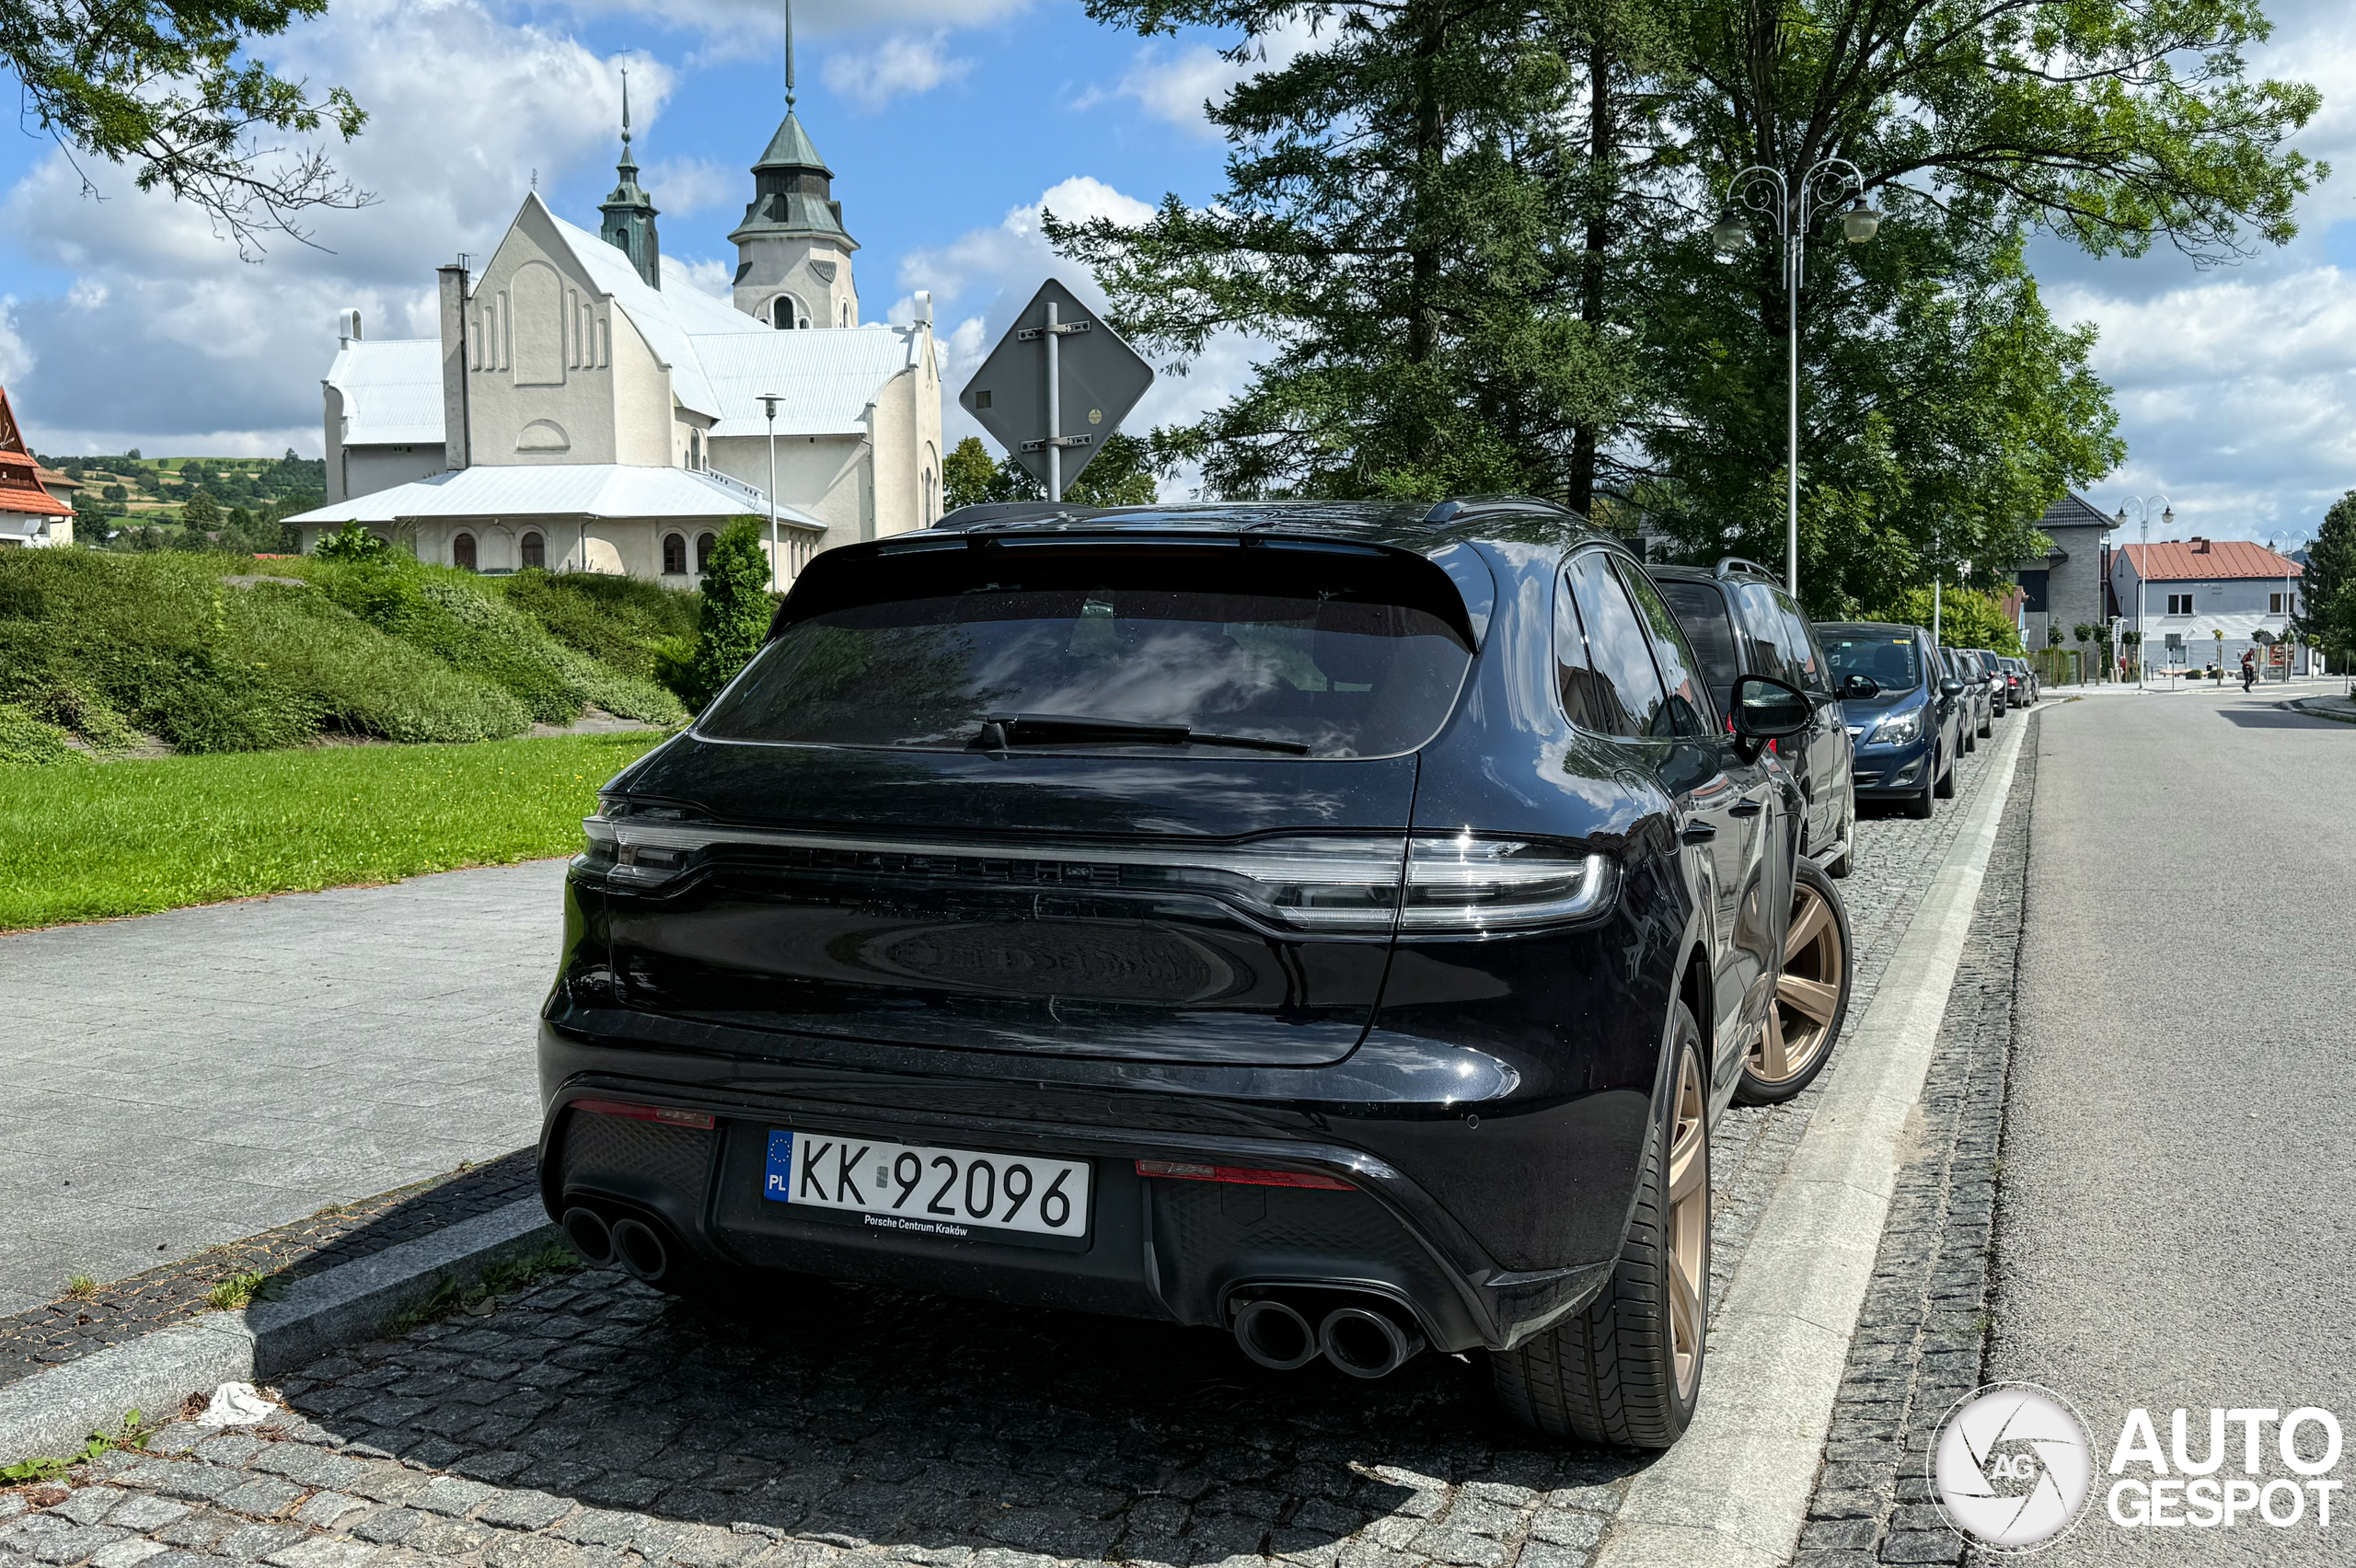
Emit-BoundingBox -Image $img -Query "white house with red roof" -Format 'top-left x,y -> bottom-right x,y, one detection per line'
2110,537 -> 2309,675
0,387 -> 75,549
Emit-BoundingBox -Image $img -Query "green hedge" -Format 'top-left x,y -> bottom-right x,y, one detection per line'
0,550 -> 687,759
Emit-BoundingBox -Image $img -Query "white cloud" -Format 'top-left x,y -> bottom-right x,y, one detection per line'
820,31 -> 972,112
1081,19 -> 1319,140
641,157 -> 739,216
0,0 -> 676,454
665,255 -> 736,298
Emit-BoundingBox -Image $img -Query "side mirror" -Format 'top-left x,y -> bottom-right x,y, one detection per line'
1731,674 -> 1811,744
1939,678 -> 1965,698
1841,673 -> 1881,699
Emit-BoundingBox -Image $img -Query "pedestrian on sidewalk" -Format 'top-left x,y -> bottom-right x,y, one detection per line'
2241,649 -> 2258,692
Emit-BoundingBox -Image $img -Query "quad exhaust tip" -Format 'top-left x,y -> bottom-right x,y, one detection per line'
606,1215 -> 673,1283
1232,1292 -> 1426,1378
561,1206 -> 615,1267
1319,1304 -> 1426,1379
1233,1297 -> 1320,1370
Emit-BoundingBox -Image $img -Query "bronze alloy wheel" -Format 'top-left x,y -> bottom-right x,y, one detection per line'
1754,877 -> 1845,1088
1735,861 -> 1854,1106
1666,1040 -> 1708,1404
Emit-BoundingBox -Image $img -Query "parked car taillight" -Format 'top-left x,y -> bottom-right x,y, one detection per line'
581,809 -> 1615,937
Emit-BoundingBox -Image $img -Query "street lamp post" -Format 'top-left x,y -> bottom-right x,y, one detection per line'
757,393 -> 781,592
2113,495 -> 2174,689
1714,159 -> 1884,597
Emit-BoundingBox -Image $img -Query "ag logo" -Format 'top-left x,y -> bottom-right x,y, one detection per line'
1931,1382 -> 2096,1551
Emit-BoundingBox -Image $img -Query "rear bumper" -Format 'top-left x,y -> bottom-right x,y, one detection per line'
535,1023 -> 1625,1355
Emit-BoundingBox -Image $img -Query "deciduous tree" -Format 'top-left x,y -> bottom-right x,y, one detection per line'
1,0 -> 369,251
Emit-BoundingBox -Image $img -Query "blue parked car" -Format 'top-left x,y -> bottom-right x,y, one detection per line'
1816,623 -> 1966,820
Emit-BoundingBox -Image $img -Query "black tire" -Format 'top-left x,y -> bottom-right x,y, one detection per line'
1934,751 -> 1957,799
1904,753 -> 1937,819
1963,724 -> 1976,753
1733,859 -> 1854,1104
1978,710 -> 1993,737
1493,1004 -> 1709,1449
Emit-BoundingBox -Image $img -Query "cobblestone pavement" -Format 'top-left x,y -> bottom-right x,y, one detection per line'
0,1154 -> 537,1392
0,861 -> 563,1316
1703,713 -> 2010,1318
0,715 -> 2029,1568
1793,717 -> 2038,1566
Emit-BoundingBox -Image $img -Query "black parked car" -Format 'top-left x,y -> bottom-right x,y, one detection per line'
1946,648 -> 1993,742
2000,656 -> 2038,706
539,497 -> 1851,1451
1818,623 -> 1967,820
1968,648 -> 2010,719
1651,559 -> 1854,879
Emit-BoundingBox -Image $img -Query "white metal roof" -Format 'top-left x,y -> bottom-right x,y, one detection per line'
327,339 -> 445,447
694,326 -> 922,437
285,463 -> 826,530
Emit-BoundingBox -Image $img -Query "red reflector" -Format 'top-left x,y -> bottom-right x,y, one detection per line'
1134,1159 -> 1351,1191
572,1098 -> 715,1130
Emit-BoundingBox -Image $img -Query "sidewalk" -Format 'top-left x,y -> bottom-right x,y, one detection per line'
0,862 -> 562,1317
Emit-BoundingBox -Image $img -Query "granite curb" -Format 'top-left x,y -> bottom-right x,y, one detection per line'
1591,716 -> 2032,1568
0,1201 -> 558,1470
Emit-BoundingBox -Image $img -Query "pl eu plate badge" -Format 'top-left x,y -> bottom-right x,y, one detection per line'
765,1129 -> 793,1201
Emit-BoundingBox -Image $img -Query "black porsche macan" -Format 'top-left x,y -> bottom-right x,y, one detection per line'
537,497 -> 1831,1448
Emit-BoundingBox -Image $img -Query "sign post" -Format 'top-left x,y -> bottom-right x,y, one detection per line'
959,279 -> 1153,501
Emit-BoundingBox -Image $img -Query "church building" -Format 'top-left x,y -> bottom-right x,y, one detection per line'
292,37 -> 942,586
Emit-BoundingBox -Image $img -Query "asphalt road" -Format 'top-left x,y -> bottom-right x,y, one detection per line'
1991,683 -> 2356,1565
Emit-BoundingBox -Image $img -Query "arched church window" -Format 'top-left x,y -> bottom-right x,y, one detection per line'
689,429 -> 703,470
663,533 -> 687,575
696,531 -> 717,572
522,531 -> 546,570
772,296 -> 802,329
453,532 -> 478,571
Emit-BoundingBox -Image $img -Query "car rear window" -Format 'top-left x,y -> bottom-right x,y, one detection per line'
1824,632 -> 1923,690
697,541 -> 1476,758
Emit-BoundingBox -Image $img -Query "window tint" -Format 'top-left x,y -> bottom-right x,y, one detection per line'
1656,579 -> 1741,719
1777,592 -> 1829,691
1614,561 -> 1715,735
1559,552 -> 1669,737
1823,632 -> 1923,690
700,546 -> 1475,758
1734,583 -> 1800,686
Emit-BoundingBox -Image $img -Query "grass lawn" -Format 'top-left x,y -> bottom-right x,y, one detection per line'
0,732 -> 664,932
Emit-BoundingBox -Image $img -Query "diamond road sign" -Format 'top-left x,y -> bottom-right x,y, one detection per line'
957,277 -> 1153,493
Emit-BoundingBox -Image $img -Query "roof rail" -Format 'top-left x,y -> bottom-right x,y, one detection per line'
1714,555 -> 1778,582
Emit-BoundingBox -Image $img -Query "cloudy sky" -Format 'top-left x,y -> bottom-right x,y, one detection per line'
1,0 -> 2351,547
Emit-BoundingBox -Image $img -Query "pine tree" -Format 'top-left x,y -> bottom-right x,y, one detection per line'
2300,491 -> 2355,655
690,517 -> 776,707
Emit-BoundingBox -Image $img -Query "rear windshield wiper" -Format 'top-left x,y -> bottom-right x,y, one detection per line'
976,713 -> 1311,755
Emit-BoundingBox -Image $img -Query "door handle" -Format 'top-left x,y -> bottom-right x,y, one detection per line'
1680,821 -> 1717,845
1728,799 -> 1765,817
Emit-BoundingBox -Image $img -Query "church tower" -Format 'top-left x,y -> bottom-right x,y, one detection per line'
729,1 -> 858,329
598,73 -> 662,288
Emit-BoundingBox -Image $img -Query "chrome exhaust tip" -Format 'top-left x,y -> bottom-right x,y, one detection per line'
1233,1297 -> 1321,1370
608,1215 -> 670,1283
1319,1305 -> 1426,1379
560,1205 -> 614,1267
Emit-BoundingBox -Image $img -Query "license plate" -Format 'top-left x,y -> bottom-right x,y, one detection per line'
763,1129 -> 1091,1243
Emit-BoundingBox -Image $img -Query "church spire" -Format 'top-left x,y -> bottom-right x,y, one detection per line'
784,0 -> 796,110
598,67 -> 662,288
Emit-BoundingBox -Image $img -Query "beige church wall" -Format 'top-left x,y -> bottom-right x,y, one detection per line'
462,203 -> 626,467
672,409 -> 718,472
866,350 -> 942,537
340,444 -> 446,503
608,318 -> 674,467
708,432 -> 868,550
